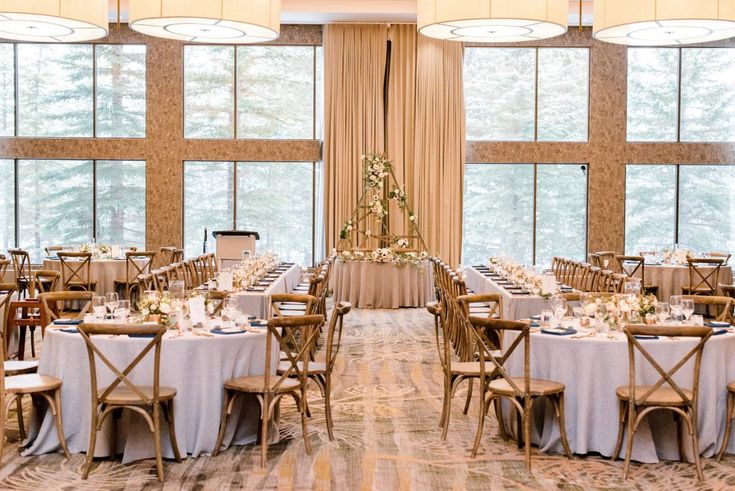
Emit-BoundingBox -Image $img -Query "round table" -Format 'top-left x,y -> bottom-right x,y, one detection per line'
24,327 -> 279,461
635,264 -> 733,301
503,326 -> 735,463
43,258 -> 145,295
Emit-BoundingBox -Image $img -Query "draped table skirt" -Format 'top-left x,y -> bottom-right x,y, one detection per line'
43,259 -> 146,296
333,260 -> 433,309
637,264 -> 733,301
24,328 -> 280,462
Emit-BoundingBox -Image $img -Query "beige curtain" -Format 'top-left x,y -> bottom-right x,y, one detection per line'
323,24 -> 388,253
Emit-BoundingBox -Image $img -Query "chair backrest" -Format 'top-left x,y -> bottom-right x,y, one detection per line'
325,302 -> 352,374
124,251 -> 156,283
265,315 -> 324,394
0,282 -> 17,339
0,258 -> 9,282
159,246 -> 177,266
44,246 -> 65,256
136,273 -> 156,295
205,290 -> 227,316
9,249 -> 31,283
617,255 -> 645,285
39,291 -> 94,326
467,317 -> 531,396
721,284 -> 735,301
682,295 -> 734,324
457,293 -> 503,320
622,324 -> 712,407
687,257 -> 724,294
595,251 -> 617,271
270,293 -> 316,317
57,252 -> 94,290
30,269 -> 61,297
78,323 -> 166,407
173,249 -> 184,263
707,252 -> 731,265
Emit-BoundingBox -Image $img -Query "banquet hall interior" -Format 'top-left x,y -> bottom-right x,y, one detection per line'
2,0 -> 735,489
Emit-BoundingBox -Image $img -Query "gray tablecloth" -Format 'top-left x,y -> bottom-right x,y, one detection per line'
503,330 -> 735,462
332,260 -> 433,309
464,267 -> 551,320
635,264 -> 733,301
232,263 -> 302,319
24,328 -> 279,461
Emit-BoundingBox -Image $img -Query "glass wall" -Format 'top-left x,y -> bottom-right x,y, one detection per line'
464,47 -> 589,142
184,161 -> 319,265
625,164 -> 735,254
0,159 -> 13,252
463,164 -> 588,266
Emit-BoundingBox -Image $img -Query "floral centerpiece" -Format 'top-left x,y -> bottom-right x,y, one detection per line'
339,248 -> 428,268
230,253 -> 280,290
79,243 -> 112,259
137,291 -> 173,325
584,293 -> 659,330
661,248 -> 692,265
363,153 -> 392,189
488,257 -> 553,296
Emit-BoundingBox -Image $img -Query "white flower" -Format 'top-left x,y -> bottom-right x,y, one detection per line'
409,214 -> 416,222
159,303 -> 171,315
141,308 -> 150,316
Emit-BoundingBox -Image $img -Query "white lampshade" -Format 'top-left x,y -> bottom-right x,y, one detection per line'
0,0 -> 108,42
417,0 -> 568,42
594,0 -> 735,46
129,0 -> 281,44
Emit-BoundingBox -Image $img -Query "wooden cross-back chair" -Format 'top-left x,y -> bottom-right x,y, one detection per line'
205,290 -> 227,316
0,283 -> 16,352
684,258 -> 725,296
617,255 -> 659,296
595,251 -> 617,271
135,273 -> 157,298
183,260 -> 200,288
77,323 -> 181,482
213,314 -> 324,467
9,249 -> 32,298
39,291 -> 94,329
0,258 -> 10,283
613,325 -> 712,482
44,246 -> 65,257
30,269 -> 60,297
57,252 -> 96,292
574,263 -> 591,291
270,293 -> 315,318
721,284 -> 735,302
467,317 -> 573,468
150,268 -> 169,293
159,246 -> 177,266
114,251 -> 156,301
707,252 -> 731,265
682,295 -> 734,324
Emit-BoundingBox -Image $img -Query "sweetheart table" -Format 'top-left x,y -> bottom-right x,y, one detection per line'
24,327 -> 280,461
332,260 -> 433,309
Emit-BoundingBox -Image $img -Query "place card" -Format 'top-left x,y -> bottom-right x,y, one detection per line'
188,296 -> 206,324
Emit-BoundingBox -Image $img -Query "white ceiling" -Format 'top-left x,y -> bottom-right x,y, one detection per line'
109,0 -> 595,26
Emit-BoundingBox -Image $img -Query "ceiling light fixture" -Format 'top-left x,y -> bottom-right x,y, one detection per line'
594,0 -> 735,46
417,0 -> 569,43
0,0 -> 108,42
129,0 -> 281,44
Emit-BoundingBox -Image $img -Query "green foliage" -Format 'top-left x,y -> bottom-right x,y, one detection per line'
0,159 -> 12,251
183,161 -> 235,256
0,44 -> 13,137
627,48 -> 679,142
184,46 -> 235,139
96,45 -> 146,138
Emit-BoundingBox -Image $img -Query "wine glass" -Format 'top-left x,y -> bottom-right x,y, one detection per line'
550,295 -> 568,328
92,296 -> 106,320
669,295 -> 683,322
655,302 -> 670,324
681,299 -> 695,323
116,300 -> 130,321
105,292 -> 119,317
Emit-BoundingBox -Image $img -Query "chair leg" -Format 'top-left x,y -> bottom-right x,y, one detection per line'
260,393 -> 270,469
17,327 -> 26,361
675,412 -> 685,461
555,394 -> 573,459
324,375 -> 334,441
717,391 -> 734,461
51,390 -> 70,459
685,412 -> 704,482
523,398 -> 533,470
439,375 -> 449,429
462,379 -> 474,415
213,390 -> 231,457
29,327 -> 35,358
299,392 -> 312,455
612,399 -> 627,460
622,405 -> 636,480
441,382 -> 453,441
494,396 -> 509,440
82,407 -> 99,479
15,395 -> 26,442
152,402 -> 164,483
471,393 -> 487,458
165,400 -> 182,463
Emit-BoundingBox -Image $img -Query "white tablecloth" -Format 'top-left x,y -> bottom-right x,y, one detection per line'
43,259 -> 145,295
232,264 -> 302,319
503,329 -> 735,462
24,328 -> 279,461
464,267 -> 551,320
332,260 -> 433,309
635,264 -> 733,301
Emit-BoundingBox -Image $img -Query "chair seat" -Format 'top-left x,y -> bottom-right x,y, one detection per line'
4,359 -> 39,375
5,374 -> 62,394
616,385 -> 693,406
224,376 -> 300,393
99,386 -> 177,405
277,361 -> 326,375
487,377 -> 565,396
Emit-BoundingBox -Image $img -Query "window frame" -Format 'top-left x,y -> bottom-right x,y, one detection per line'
626,46 -> 735,144
181,44 -> 322,141
181,160 -> 321,266
3,159 -> 147,260
462,162 -> 590,265
464,46 -> 591,143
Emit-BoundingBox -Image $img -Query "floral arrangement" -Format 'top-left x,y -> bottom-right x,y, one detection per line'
339,248 -> 428,268
392,237 -> 409,249
584,293 -> 659,329
137,291 -> 173,324
488,257 -> 551,296
370,195 -> 388,221
662,249 -> 692,265
79,243 -> 112,258
230,253 -> 280,290
389,186 -> 407,208
339,219 -> 354,240
362,153 -> 392,189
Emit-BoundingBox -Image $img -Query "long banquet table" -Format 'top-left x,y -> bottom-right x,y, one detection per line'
464,267 -> 553,321
634,263 -> 733,301
332,260 -> 433,309
24,327 -> 280,461
503,328 -> 735,462
229,263 -> 302,319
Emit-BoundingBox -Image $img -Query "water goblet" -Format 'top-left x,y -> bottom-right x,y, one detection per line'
116,300 -> 131,321
681,299 -> 695,323
105,292 -> 119,319
669,295 -> 683,322
92,296 -> 106,320
550,295 -> 568,327
655,302 -> 670,325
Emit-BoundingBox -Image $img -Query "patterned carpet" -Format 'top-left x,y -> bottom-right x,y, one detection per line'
2,307 -> 735,490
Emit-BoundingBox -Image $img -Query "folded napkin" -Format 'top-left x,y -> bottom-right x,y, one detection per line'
129,333 -> 156,338
250,320 -> 268,328
512,292 -> 531,296
247,287 -> 266,292
53,319 -> 83,326
541,327 -> 577,336
529,322 -> 540,328
530,315 -> 541,320
705,322 -> 731,328
60,328 -> 79,334
634,334 -> 659,340
211,327 -> 246,335
46,256 -> 59,260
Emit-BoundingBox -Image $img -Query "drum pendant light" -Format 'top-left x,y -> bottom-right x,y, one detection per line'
0,0 -> 108,42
